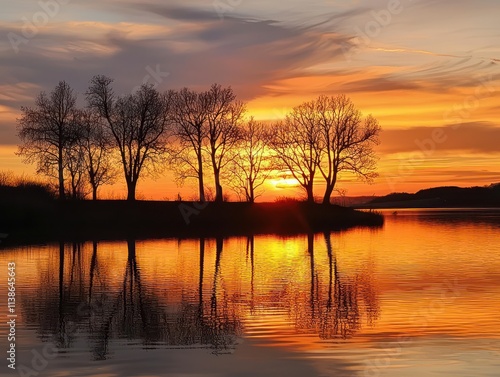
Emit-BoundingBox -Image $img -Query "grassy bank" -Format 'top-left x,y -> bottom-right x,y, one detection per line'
0,197 -> 384,244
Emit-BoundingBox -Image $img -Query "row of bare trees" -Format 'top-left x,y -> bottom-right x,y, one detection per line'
17,77 -> 380,203
17,82 -> 115,200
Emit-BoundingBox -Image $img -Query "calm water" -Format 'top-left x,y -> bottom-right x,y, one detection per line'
1,209 -> 500,377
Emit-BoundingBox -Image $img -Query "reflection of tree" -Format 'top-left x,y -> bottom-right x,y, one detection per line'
57,242 -> 68,348
118,239 -> 241,354
19,235 -> 377,360
172,238 -> 242,354
246,236 -> 255,313
21,242 -> 88,349
289,233 -> 379,339
205,237 -> 241,353
21,238 -> 242,361
322,231 -> 361,339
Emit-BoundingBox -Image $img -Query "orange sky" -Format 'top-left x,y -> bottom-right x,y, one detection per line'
1,0 -> 499,200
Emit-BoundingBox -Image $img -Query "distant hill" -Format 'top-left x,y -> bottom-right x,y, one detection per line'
362,183 -> 500,208
330,196 -> 377,207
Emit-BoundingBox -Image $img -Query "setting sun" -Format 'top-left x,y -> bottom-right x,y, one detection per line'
271,176 -> 301,189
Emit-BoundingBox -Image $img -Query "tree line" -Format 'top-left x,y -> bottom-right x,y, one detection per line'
17,77 -> 381,204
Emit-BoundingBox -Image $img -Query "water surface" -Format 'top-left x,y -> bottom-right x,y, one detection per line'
1,209 -> 499,376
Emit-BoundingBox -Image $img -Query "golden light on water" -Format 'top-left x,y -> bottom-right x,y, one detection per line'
1,211 -> 500,375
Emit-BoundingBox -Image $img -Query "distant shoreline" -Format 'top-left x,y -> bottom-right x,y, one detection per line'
354,206 -> 500,210
343,184 -> 500,209
355,201 -> 500,209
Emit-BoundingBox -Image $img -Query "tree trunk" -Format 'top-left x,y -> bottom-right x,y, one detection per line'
126,179 -> 137,201
58,147 -> 65,200
306,183 -> 315,203
322,171 -> 337,205
215,178 -> 224,203
197,150 -> 205,203
90,174 -> 97,200
71,175 -> 77,200
322,184 -> 334,205
213,161 -> 223,203
249,186 -> 255,203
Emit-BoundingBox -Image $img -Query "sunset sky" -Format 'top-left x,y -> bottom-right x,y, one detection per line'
1,0 -> 499,200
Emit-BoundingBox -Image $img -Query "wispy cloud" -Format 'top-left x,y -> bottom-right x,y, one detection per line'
379,122 -> 500,154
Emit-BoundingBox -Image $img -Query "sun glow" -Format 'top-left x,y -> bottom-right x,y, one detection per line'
271,176 -> 301,189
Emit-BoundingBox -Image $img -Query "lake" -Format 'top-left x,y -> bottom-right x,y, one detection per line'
1,209 -> 499,377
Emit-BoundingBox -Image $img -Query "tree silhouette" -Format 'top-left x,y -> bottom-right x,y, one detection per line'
77,109 -> 116,200
63,138 -> 86,199
170,84 -> 244,203
229,118 -> 272,202
316,95 -> 380,204
17,81 -> 79,199
270,102 -> 322,203
270,95 -> 380,204
86,75 -> 173,201
169,88 -> 209,202
204,84 -> 245,202
17,76 -> 381,203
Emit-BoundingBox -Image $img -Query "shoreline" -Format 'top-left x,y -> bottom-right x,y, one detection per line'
0,200 -> 384,246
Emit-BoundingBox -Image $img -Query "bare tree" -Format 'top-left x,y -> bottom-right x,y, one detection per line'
77,109 -> 116,200
205,84 -> 245,202
63,138 -> 86,199
86,76 -> 173,201
316,95 -> 380,204
17,81 -> 79,199
229,118 -> 271,203
270,95 -> 380,204
169,88 -> 209,202
269,101 -> 322,203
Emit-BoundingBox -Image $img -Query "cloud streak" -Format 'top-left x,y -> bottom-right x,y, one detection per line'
379,122 -> 500,154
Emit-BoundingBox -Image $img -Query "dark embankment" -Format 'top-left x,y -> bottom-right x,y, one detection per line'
0,192 -> 383,245
0,182 -> 56,241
